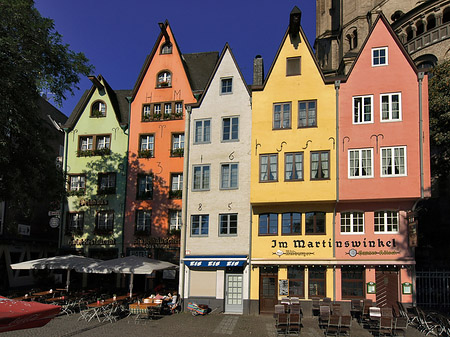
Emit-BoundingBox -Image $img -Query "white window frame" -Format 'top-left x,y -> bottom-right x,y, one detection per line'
172,134 -> 184,150
96,135 -> 110,150
80,136 -> 93,151
69,175 -> 85,191
372,47 -> 388,66
348,148 -> 374,178
219,213 -> 238,236
380,92 -> 402,122
192,165 -> 210,191
374,211 -> 399,233
97,211 -> 114,231
340,212 -> 365,234
171,173 -> 183,191
353,95 -> 373,124
136,210 -> 151,232
222,116 -> 239,142
194,119 -> 211,144
140,134 -> 155,152
220,77 -> 233,95
169,210 -> 182,231
175,102 -> 183,114
99,173 -> 115,189
157,71 -> 172,87
137,174 -> 153,198
191,214 -> 209,236
220,163 -> 239,190
69,212 -> 84,231
381,146 -> 407,177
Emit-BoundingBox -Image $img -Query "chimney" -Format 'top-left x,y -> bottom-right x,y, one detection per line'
253,55 -> 264,86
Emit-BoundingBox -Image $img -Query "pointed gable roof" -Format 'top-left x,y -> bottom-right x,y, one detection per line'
190,43 -> 251,108
344,13 -> 419,79
63,74 -> 131,129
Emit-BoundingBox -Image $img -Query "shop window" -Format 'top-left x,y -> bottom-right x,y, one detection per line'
308,266 -> 326,297
288,266 -> 304,298
341,266 -> 365,299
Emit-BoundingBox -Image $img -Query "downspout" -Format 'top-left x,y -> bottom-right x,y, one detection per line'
334,80 -> 341,301
60,128 -> 70,250
179,105 -> 192,303
418,72 -> 424,198
121,96 -> 133,257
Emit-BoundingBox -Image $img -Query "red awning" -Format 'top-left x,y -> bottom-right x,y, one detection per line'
0,296 -> 61,332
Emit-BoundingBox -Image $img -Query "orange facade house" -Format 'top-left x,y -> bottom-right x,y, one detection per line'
335,15 -> 430,307
124,21 -> 217,263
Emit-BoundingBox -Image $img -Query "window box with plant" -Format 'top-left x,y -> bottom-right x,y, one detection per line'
169,189 -> 182,199
171,148 -> 184,157
94,228 -> 113,236
169,228 -> 181,237
67,189 -> 85,197
91,109 -> 105,118
138,149 -> 153,158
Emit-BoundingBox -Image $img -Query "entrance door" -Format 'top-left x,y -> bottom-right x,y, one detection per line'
225,274 -> 243,314
259,267 -> 278,314
376,269 -> 399,308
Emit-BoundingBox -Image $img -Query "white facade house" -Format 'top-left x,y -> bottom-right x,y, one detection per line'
183,44 -> 252,314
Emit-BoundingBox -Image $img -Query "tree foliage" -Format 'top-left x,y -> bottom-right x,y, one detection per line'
429,59 -> 450,181
0,0 -> 93,227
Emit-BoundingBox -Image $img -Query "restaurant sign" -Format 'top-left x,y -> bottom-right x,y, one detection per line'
79,199 -> 108,207
68,238 -> 116,246
134,237 -> 180,249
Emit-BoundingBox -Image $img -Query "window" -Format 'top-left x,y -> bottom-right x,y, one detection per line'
305,212 -> 326,234
171,133 -> 184,156
157,71 -> 171,87
311,151 -> 329,180
353,95 -> 373,124
193,165 -> 210,191
68,212 -> 84,232
137,174 -> 153,199
139,134 -> 154,158
309,266 -> 326,297
154,104 -> 161,116
96,211 -> 114,232
374,211 -> 399,233
69,175 -> 85,191
221,78 -> 233,94
286,57 -> 301,76
285,152 -> 303,181
91,101 -> 106,117
142,101 -> 183,121
98,173 -> 116,194
143,105 -> 151,119
219,213 -> 238,236
282,212 -> 302,235
161,42 -> 172,54
340,212 -> 364,234
349,149 -> 373,178
175,102 -> 183,116
372,47 -> 388,66
80,136 -> 93,151
191,214 -> 209,236
260,154 -> 278,182
194,119 -> 211,144
259,213 -> 278,235
169,210 -> 182,231
288,266 -> 304,298
220,163 -> 238,189
381,146 -> 406,176
273,102 -> 291,129
136,210 -> 151,233
381,93 -> 401,121
222,117 -> 239,142
96,135 -> 110,150
298,100 -> 317,127
342,266 -> 364,299
170,173 -> 183,199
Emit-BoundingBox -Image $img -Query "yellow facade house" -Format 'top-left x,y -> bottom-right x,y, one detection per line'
250,7 -> 337,314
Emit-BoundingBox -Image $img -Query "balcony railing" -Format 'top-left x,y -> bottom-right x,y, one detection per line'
404,21 -> 449,55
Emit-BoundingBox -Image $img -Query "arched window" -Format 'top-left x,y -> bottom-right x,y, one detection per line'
161,42 -> 172,54
346,28 -> 358,50
391,10 -> 404,22
406,27 -> 414,41
91,101 -> 106,117
415,54 -> 438,69
157,71 -> 172,87
427,14 -> 436,31
416,20 -> 424,36
443,7 -> 450,24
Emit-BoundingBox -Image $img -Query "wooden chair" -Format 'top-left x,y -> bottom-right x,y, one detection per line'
350,299 -> 363,320
393,317 -> 408,336
275,304 -> 285,315
379,316 -> 393,336
275,313 -> 289,336
312,297 -> 320,316
319,305 -> 331,329
332,303 -> 341,316
382,307 -> 394,318
325,315 -> 340,336
290,304 -> 301,315
288,313 -> 301,336
339,315 -> 352,336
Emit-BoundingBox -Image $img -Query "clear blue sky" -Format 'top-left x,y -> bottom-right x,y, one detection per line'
34,1 -> 316,116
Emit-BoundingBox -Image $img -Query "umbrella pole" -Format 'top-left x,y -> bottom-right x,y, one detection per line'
66,269 -> 71,292
129,273 -> 134,298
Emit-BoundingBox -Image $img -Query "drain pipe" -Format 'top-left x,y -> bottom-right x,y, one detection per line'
59,128 -> 70,250
179,105 -> 192,304
418,72 -> 424,198
333,80 -> 340,301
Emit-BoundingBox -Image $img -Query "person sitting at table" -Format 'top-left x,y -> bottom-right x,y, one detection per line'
155,293 -> 165,300
167,291 -> 178,313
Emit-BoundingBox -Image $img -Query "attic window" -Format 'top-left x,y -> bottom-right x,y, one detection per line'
91,101 -> 106,117
161,42 -> 172,54
286,57 -> 301,76
157,71 -> 172,88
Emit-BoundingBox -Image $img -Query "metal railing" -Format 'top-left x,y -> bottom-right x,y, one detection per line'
417,270 -> 450,309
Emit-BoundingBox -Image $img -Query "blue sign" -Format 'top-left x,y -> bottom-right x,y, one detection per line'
184,256 -> 246,268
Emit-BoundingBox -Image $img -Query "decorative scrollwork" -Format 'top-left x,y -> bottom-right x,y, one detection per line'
277,141 -> 287,152
328,137 -> 335,150
112,127 -> 119,140
255,140 -> 261,155
159,124 -> 166,138
342,136 -> 350,152
370,134 -> 384,153
228,202 -> 232,210
302,140 -> 312,149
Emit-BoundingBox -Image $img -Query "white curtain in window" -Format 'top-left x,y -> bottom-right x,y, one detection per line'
260,156 -> 268,181
311,153 -> 319,178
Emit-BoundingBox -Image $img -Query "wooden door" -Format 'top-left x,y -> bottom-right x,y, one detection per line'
376,269 -> 399,308
259,267 -> 278,314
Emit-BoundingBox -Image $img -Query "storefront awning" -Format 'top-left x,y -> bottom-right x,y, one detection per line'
183,255 -> 247,268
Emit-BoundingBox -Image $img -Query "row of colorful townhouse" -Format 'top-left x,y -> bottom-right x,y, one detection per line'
61,8 -> 430,315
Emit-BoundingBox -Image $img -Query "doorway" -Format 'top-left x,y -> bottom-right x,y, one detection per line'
259,266 -> 278,314
376,268 -> 399,308
225,273 -> 243,314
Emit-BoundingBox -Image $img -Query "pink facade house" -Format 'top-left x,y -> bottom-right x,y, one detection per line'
335,14 -> 430,307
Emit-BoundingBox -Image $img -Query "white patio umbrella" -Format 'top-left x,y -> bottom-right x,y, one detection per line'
10,254 -> 102,291
77,255 -> 178,297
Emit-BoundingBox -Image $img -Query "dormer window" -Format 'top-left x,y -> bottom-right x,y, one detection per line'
157,71 -> 172,87
372,47 -> 388,66
161,42 -> 172,54
286,57 -> 301,76
91,101 -> 106,117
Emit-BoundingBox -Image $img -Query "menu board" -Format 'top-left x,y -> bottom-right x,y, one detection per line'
279,279 -> 289,296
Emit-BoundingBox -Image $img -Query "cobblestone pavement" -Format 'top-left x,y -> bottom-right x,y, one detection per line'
2,312 -> 427,336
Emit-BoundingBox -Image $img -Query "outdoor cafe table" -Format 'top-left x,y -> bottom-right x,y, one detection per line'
11,295 -> 38,301
44,296 -> 66,303
86,301 -> 112,322
33,290 -> 57,297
